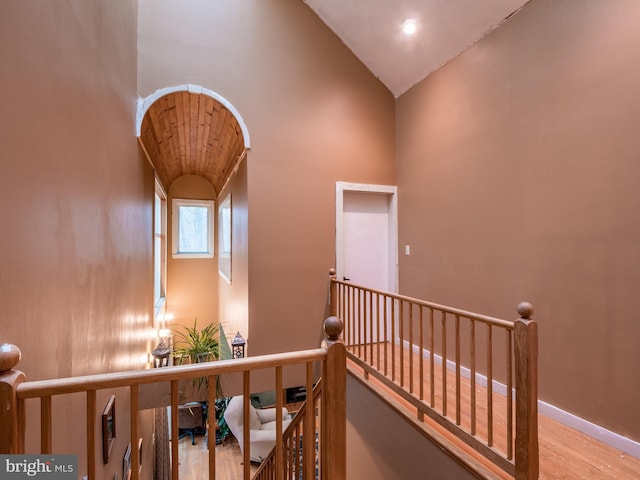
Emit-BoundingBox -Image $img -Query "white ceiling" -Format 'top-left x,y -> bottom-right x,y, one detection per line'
303,0 -> 530,97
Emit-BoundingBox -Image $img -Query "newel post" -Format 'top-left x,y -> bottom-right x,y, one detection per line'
0,343 -> 25,453
329,267 -> 338,317
321,316 -> 346,480
514,303 -> 539,480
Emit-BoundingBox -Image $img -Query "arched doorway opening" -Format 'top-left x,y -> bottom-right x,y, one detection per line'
137,84 -> 250,356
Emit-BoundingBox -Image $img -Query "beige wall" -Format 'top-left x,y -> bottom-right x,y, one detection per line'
397,0 -> 640,441
347,376 -> 478,480
166,176 -> 219,334
137,0 -> 396,360
218,158 -> 249,351
0,0 -> 155,474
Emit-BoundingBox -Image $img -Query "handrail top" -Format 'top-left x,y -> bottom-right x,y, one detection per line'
16,347 -> 327,400
331,278 -> 514,329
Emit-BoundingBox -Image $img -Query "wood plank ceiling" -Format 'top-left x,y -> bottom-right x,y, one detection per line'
139,91 -> 246,194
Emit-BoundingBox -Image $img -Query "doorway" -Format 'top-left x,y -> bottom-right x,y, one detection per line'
335,182 -> 398,293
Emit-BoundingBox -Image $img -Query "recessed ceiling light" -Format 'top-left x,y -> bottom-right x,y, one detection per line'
402,18 -> 417,35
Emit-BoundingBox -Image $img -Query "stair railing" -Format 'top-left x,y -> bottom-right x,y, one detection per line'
328,268 -> 538,480
0,317 -> 346,480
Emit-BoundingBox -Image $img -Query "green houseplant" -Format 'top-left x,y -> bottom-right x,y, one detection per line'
173,319 -> 233,444
173,319 -> 221,365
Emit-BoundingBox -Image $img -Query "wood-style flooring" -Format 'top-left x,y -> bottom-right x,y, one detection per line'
176,435 -> 256,480
349,343 -> 640,480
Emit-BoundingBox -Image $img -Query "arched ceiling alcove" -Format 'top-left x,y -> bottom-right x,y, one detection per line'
137,86 -> 249,194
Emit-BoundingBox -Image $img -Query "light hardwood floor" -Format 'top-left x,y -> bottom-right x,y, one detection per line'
350,343 -> 640,480
176,434 -> 256,480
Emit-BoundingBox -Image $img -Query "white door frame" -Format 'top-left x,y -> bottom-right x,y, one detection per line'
335,181 -> 398,293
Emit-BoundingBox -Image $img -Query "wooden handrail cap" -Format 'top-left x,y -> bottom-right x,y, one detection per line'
324,316 -> 343,339
329,267 -> 336,276
517,302 -> 534,319
0,343 -> 21,373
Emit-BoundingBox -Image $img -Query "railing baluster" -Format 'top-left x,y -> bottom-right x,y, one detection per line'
376,293 -> 381,371
430,308 -> 435,408
383,295 -> 388,377
130,384 -> 139,480
361,289 -> 366,360
391,298 -> 396,382
419,306 -> 424,402
340,283 -> 346,344
352,286 -> 356,354
207,374 -> 217,479
487,324 -> 494,447
369,290 -> 374,365
363,289 -> 368,363
243,371 -> 251,480
409,303 -> 414,394
41,395 -> 52,453
170,380 -> 179,480
442,311 -> 447,417
86,391 -> 96,480
455,314 -> 461,426
507,329 -> 514,460
399,300 -> 404,387
275,366 -> 284,479
471,320 -> 477,436
17,396 -> 25,454
304,362 -> 315,480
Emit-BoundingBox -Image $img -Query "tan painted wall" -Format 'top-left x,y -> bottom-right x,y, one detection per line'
218,158 -> 249,352
0,0 -> 155,474
347,376 -> 478,480
137,0 -> 396,361
166,175 -> 219,334
397,0 -> 640,441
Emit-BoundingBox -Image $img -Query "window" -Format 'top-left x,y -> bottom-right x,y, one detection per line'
172,198 -> 214,258
218,194 -> 232,282
154,182 -> 167,311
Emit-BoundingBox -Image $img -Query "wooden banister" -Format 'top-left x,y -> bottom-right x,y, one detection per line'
330,269 -> 540,479
0,343 -> 25,454
514,302 -> 539,480
321,315 -> 346,480
16,349 -> 326,399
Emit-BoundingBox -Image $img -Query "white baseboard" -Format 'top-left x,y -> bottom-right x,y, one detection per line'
400,339 -> 640,460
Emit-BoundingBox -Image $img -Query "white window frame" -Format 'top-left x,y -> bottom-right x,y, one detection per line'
172,198 -> 215,259
154,179 -> 167,316
218,193 -> 232,283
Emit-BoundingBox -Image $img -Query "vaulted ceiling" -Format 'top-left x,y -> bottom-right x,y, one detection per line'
139,90 -> 246,194
304,0 -> 530,97
139,1 -> 529,192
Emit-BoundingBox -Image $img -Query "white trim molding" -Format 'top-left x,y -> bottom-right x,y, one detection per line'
136,84 -> 251,149
401,339 -> 640,460
335,181 -> 398,293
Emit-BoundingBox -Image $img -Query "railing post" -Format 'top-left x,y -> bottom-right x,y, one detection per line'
0,343 -> 25,453
321,316 -> 346,480
329,267 -> 338,317
514,302 -> 539,480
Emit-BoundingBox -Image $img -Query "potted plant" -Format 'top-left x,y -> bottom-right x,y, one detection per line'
173,318 -> 221,365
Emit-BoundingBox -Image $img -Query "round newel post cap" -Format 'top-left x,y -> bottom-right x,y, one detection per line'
329,267 -> 336,277
0,343 -> 21,373
324,316 -> 343,341
517,302 -> 534,319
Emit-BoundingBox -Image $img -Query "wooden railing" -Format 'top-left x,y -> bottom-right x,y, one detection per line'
0,318 -> 346,480
252,383 -> 322,480
328,270 -> 538,480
